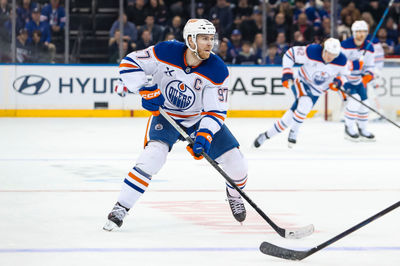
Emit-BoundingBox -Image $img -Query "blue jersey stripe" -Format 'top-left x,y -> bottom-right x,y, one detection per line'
120,69 -> 144,74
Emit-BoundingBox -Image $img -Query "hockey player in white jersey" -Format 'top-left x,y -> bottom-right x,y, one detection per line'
341,20 -> 376,141
104,19 -> 249,231
253,38 -> 350,148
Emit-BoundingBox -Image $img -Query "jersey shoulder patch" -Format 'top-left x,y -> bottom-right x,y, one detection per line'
306,44 -> 323,62
341,38 -> 356,49
153,41 -> 186,67
195,54 -> 229,85
331,53 -> 347,66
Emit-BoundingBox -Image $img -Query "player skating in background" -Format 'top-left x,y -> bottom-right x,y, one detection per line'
104,19 -> 248,231
340,20 -> 376,141
253,38 -> 350,148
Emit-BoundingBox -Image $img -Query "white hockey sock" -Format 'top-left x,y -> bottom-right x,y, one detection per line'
215,148 -> 248,198
356,100 -> 369,130
266,110 -> 293,138
118,166 -> 152,209
344,96 -> 361,133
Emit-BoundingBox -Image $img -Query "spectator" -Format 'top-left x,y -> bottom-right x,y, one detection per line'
276,0 -> 293,26
109,13 -> 138,44
109,38 -> 131,63
126,0 -> 148,27
361,12 -> 375,34
234,0 -> 253,19
318,0 -> 331,21
16,28 -> 30,62
240,10 -> 264,43
252,33 -> 263,60
217,39 -> 234,64
394,35 -> 400,55
363,0 -> 385,26
147,0 -> 168,26
0,0 -> 11,20
25,7 -> 55,62
140,15 -> 163,44
166,0 -> 185,17
293,0 -> 321,28
377,28 -> 395,55
265,43 -> 282,65
40,0 -> 65,35
16,0 -> 37,32
235,41 -> 257,65
195,2 -> 207,19
384,17 -> 398,45
163,15 -> 183,42
209,0 -> 233,37
40,0 -> 65,52
340,2 -> 361,25
28,29 -> 50,63
292,12 -> 315,43
270,12 -> 291,44
136,29 -> 154,50
228,29 -> 242,58
293,30 -> 306,46
315,17 -> 331,43
276,32 -> 289,56
164,32 -> 175,41
337,14 -> 352,41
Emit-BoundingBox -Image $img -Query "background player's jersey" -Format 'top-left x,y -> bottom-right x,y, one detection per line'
341,37 -> 375,85
282,44 -> 349,96
118,41 -> 229,134
367,36 -> 384,71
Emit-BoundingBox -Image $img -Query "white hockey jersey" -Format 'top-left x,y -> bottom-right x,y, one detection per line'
282,44 -> 350,96
118,41 -> 230,134
341,37 -> 375,85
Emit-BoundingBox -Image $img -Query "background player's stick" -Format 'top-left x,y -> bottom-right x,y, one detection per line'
260,200 -> 400,260
364,0 -> 394,54
338,87 -> 400,129
159,108 -> 314,239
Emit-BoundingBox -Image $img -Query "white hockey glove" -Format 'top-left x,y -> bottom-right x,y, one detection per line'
114,80 -> 128,97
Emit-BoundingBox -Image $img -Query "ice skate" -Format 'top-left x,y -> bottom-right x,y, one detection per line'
344,125 -> 359,142
226,189 -> 246,223
253,132 -> 269,148
357,126 -> 376,142
288,130 -> 297,148
103,202 -> 129,231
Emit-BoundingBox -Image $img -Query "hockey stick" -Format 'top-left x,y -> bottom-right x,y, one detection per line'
338,87 -> 400,129
260,200 -> 400,260
159,108 -> 314,239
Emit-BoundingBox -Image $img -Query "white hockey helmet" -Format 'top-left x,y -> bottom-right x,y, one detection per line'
351,20 -> 369,34
323,38 -> 341,56
183,19 -> 216,58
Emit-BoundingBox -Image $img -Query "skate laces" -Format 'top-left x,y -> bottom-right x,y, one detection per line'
228,195 -> 245,215
110,204 -> 128,220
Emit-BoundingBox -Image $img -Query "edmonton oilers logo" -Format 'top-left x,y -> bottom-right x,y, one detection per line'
165,80 -> 195,110
312,71 -> 330,85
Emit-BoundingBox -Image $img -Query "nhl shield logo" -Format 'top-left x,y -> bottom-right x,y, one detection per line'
165,80 -> 195,110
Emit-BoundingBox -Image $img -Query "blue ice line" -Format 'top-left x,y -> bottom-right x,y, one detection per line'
0,247 -> 399,253
0,158 -> 399,161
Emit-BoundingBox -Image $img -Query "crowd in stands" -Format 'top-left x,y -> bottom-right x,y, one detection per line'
0,0 -> 400,64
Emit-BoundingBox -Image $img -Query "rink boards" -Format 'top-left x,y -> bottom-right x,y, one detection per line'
0,64 -> 399,118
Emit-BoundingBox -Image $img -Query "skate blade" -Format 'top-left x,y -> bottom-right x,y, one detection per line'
359,136 -> 376,142
344,135 -> 359,142
103,220 -> 118,231
288,142 -> 295,149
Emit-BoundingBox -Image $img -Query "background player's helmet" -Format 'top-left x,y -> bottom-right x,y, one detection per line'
183,19 -> 216,59
323,38 -> 341,56
351,20 -> 369,34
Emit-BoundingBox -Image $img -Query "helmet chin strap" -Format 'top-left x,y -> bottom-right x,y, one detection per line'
188,35 -> 207,61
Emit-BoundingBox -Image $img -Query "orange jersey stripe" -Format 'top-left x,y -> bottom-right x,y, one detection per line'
119,63 -> 139,68
128,172 -> 149,187
201,112 -> 225,121
166,112 -> 200,118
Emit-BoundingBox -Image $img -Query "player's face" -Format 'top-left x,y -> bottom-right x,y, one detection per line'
196,34 -> 215,59
322,50 -> 338,63
354,30 -> 368,44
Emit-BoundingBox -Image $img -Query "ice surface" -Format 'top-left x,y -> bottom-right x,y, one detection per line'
0,117 -> 399,266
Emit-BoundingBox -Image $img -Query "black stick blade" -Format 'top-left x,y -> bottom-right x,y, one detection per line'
259,242 -> 309,261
